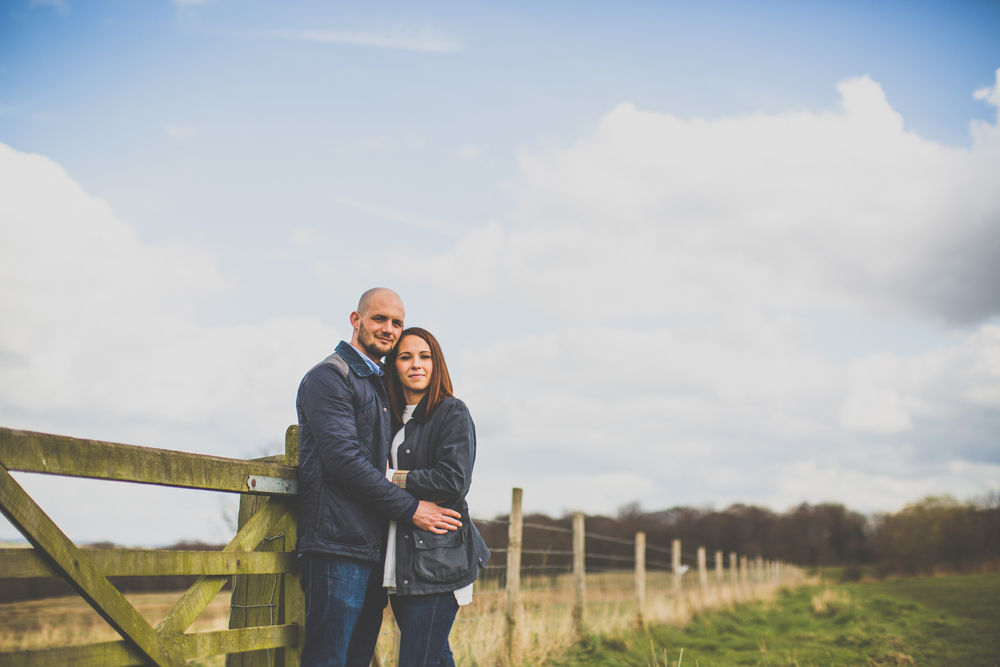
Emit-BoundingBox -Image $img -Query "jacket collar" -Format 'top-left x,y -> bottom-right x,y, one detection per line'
335,340 -> 383,378
410,393 -> 431,423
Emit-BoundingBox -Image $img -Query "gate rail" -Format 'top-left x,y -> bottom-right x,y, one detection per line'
0,426 -> 303,667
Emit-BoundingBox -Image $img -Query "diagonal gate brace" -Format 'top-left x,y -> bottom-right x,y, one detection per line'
0,463 -> 186,667
155,496 -> 294,637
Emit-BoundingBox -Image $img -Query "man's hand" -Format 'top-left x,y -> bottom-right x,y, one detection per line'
411,500 -> 462,534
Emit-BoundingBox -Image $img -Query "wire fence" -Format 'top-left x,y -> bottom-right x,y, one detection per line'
371,488 -> 806,667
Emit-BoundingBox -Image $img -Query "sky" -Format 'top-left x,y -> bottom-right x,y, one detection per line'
1,0 -> 999,546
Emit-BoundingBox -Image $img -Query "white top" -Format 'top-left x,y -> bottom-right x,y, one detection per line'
383,404 -> 473,605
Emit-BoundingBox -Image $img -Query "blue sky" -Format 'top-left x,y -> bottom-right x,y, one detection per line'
1,0 -> 999,545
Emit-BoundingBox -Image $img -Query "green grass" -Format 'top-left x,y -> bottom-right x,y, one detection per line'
549,574 -> 1000,667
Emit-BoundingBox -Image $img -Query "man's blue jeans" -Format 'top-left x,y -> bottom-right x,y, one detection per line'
389,592 -> 459,667
299,552 -> 387,667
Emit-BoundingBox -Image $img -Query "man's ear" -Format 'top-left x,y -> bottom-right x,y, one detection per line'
349,311 -> 361,330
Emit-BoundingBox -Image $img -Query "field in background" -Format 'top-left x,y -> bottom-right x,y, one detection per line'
551,573 -> 1000,667
372,568 -> 802,667
5,574 -> 994,666
0,590 -> 232,666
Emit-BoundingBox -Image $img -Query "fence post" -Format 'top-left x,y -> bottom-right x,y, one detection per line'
697,547 -> 707,598
504,488 -> 523,666
572,512 -> 586,635
634,531 -> 646,628
671,539 -> 681,596
740,555 -> 748,593
756,556 -> 764,586
729,552 -> 737,587
227,452 -> 287,667
281,426 -> 303,667
714,550 -> 723,602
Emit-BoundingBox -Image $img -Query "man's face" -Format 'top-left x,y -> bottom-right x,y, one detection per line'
351,294 -> 404,361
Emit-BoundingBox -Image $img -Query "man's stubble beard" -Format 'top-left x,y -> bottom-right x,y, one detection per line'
358,324 -> 393,361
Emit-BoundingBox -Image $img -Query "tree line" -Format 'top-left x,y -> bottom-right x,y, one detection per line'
474,493 -> 1000,580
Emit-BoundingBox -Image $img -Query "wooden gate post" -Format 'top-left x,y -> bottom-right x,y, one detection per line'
228,453 -> 287,667
634,531 -> 645,628
280,426 -> 303,667
572,512 -> 586,635
504,488 -> 523,666
671,539 -> 681,596
739,555 -> 748,594
224,428 -> 302,667
729,552 -> 737,587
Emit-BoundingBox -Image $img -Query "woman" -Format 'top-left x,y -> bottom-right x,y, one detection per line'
382,327 -> 490,667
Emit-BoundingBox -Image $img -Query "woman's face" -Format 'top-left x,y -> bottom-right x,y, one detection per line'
395,335 -> 433,401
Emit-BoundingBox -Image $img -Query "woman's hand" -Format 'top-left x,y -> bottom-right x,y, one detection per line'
411,500 -> 462,534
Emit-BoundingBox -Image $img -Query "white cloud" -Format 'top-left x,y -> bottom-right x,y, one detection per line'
838,386 -> 913,434
374,72 -> 1000,516
0,142 -> 338,445
275,26 -> 461,54
391,71 -> 1000,326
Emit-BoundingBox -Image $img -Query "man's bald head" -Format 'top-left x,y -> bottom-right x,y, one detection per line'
357,287 -> 403,317
350,288 -> 405,362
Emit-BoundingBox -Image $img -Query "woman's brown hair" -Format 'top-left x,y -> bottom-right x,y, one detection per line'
385,327 -> 454,422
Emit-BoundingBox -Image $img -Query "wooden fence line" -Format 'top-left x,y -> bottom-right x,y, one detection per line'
1,427 -> 803,667
490,487 -> 803,667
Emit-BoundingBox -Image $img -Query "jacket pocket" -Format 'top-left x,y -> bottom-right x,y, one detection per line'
412,527 -> 470,584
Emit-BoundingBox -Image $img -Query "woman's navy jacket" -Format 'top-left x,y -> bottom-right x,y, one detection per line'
391,394 -> 491,595
296,341 -> 418,562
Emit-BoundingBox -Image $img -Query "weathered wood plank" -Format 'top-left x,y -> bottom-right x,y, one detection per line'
0,549 -> 296,579
0,463 -> 185,667
0,428 -> 296,495
0,624 -> 298,667
280,425 -> 304,667
156,497 -> 293,637
227,490 -> 280,667
229,438 -> 302,667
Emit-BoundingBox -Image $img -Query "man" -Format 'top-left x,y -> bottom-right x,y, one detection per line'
296,288 -> 462,667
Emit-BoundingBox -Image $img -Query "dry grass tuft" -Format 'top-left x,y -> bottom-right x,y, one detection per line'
811,587 -> 851,616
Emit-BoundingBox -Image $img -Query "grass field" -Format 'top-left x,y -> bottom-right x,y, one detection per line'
551,574 -> 1000,667
0,590 -> 232,665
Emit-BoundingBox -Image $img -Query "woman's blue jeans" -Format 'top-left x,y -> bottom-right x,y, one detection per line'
390,592 -> 459,667
298,552 -> 387,667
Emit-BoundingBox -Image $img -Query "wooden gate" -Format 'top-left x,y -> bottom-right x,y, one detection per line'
0,426 -> 304,666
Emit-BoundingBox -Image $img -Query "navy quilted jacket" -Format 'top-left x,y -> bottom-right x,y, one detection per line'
296,341 -> 419,561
